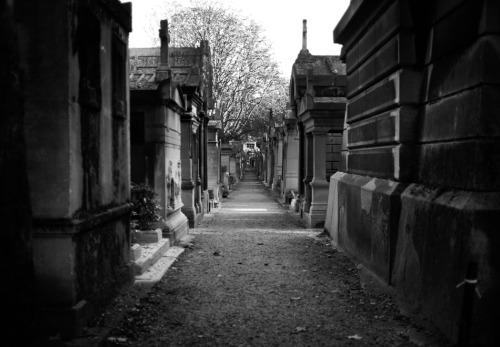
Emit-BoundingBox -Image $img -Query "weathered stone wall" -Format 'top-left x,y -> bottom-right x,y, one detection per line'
331,0 -> 500,344
17,0 -> 133,337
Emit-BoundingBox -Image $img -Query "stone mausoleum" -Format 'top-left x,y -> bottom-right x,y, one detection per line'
288,20 -> 347,228
327,0 -> 500,345
2,0 -> 134,339
129,20 -> 189,244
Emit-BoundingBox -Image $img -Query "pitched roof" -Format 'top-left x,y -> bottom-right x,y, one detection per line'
129,46 -> 213,103
129,47 -> 161,90
170,47 -> 203,87
292,50 -> 346,77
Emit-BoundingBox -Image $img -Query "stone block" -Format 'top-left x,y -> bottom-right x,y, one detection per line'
347,144 -> 415,181
425,36 -> 500,101
347,69 -> 421,123
135,228 -> 162,243
421,85 -> 500,142
130,243 -> 141,261
347,31 -> 416,98
345,1 -> 403,73
347,106 -> 418,148
426,0 -> 483,64
336,173 -> 408,282
417,139 -> 500,191
324,172 -> 346,247
393,185 -> 500,346
134,239 -> 170,275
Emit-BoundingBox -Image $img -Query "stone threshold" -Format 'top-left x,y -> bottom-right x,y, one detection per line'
133,239 -> 171,275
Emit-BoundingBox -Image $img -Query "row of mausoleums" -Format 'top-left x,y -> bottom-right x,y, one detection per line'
261,2 -> 500,345
259,20 -> 347,229
1,0 -> 238,341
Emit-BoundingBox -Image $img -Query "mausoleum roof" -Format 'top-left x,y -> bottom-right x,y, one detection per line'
292,51 -> 346,77
129,47 -> 160,90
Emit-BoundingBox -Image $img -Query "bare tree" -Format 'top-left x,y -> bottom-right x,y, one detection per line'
149,0 -> 288,141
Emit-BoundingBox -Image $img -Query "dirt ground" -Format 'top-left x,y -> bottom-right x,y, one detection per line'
101,169 -> 451,347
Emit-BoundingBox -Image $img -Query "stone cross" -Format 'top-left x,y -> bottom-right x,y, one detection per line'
159,20 -> 170,67
156,19 -> 170,81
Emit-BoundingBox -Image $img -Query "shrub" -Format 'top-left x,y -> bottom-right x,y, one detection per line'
131,183 -> 162,230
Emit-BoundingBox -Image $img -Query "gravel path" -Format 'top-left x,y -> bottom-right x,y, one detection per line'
105,168 -> 450,347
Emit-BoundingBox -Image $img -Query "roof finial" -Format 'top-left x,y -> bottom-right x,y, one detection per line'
302,19 -> 307,51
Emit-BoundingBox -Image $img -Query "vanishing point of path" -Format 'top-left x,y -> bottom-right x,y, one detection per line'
107,168 -> 449,347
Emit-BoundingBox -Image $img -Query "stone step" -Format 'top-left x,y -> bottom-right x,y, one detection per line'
133,239 -> 170,275
135,246 -> 185,283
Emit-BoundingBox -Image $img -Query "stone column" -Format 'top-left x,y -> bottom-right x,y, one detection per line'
303,132 -> 313,213
181,114 -> 197,227
206,121 -> 221,207
275,133 -> 284,191
298,122 -> 305,195
284,119 -> 299,193
309,132 -> 329,227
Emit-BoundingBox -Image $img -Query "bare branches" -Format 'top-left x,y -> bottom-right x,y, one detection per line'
150,0 -> 288,141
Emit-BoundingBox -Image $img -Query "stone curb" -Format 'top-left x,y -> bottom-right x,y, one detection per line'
134,239 -> 171,275
135,246 -> 185,282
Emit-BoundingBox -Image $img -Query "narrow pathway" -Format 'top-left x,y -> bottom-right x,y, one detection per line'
106,168 -> 448,347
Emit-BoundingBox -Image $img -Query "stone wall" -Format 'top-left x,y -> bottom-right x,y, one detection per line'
330,0 -> 500,345
16,0 -> 133,338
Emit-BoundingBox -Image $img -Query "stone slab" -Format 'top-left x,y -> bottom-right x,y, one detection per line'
336,173 -> 407,283
347,31 -> 416,98
134,228 -> 162,243
130,244 -> 141,262
347,69 -> 421,123
421,85 -> 500,142
425,36 -> 500,101
134,239 -> 170,275
347,106 -> 418,148
135,246 -> 185,283
426,0 -> 483,64
344,1 -> 401,73
324,172 -> 347,247
417,139 -> 500,191
346,144 -> 415,181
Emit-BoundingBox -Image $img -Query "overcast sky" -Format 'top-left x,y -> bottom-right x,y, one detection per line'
124,0 -> 350,76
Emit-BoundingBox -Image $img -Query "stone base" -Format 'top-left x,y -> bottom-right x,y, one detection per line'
328,172 -> 407,282
33,207 -> 134,338
134,239 -> 170,275
36,262 -> 134,338
130,243 -> 141,261
134,228 -> 162,243
393,185 -> 500,346
182,205 -> 199,228
326,172 -> 500,346
324,172 -> 346,247
163,209 -> 189,246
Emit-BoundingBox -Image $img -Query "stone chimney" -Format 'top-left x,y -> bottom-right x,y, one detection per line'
302,19 -> 308,51
156,19 -> 170,81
